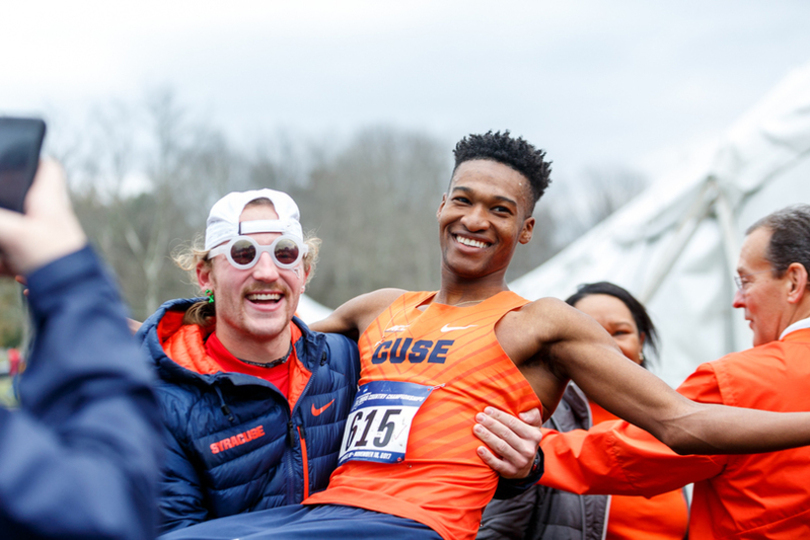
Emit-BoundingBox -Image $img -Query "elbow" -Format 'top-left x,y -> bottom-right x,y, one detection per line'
663,438 -> 694,456
656,424 -> 710,456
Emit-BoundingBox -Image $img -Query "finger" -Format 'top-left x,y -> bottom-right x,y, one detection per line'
476,445 -> 518,477
519,408 -> 544,428
13,275 -> 29,296
478,408 -> 543,450
24,160 -> 71,217
473,422 -> 524,464
475,411 -> 525,454
483,406 -> 543,441
0,206 -> 26,244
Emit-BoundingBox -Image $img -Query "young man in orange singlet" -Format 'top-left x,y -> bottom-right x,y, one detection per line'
161,132 -> 810,540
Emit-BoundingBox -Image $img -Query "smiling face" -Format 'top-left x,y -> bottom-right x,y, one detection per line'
198,202 -> 306,349
437,159 -> 535,282
573,294 -> 645,364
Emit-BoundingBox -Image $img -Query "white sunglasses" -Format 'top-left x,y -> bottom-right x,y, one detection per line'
208,235 -> 308,270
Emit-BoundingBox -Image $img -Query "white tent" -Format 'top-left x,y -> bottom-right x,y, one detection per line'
296,294 -> 333,325
510,62 -> 810,388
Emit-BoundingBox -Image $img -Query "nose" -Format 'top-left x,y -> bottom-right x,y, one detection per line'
732,287 -> 745,309
460,204 -> 489,232
252,252 -> 280,281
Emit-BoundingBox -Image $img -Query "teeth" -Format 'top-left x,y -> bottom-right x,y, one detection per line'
456,235 -> 488,249
248,293 -> 281,301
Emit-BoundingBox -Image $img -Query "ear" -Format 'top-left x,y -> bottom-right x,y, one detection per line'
786,262 -> 809,304
437,194 -> 447,221
197,260 -> 214,291
519,216 -> 535,244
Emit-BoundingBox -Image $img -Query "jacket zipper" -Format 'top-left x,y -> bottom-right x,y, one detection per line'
298,425 -> 309,499
214,384 -> 235,423
286,348 -> 322,503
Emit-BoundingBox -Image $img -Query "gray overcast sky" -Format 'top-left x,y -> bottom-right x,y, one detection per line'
3,0 -> 810,182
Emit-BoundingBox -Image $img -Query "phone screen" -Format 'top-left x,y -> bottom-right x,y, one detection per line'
0,117 -> 47,213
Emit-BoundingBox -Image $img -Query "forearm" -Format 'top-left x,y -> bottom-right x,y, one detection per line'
23,247 -> 156,413
558,336 -> 810,455
5,247 -> 163,539
0,397 -> 161,539
157,433 -> 210,533
635,362 -> 810,455
309,312 -> 355,336
661,401 -> 810,455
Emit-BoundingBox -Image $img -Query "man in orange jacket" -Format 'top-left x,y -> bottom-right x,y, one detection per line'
539,203 -> 810,539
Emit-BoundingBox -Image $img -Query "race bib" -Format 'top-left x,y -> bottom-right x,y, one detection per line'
338,380 -> 434,465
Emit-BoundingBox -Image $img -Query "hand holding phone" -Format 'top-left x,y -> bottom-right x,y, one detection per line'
0,117 -> 47,213
0,160 -> 87,276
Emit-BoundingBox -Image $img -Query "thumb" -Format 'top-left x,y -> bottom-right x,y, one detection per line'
518,407 -> 543,428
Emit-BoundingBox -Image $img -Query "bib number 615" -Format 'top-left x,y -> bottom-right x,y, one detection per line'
344,407 -> 402,451
337,380 -> 433,465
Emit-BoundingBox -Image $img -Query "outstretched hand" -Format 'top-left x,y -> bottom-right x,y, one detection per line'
0,160 -> 86,276
474,406 -> 543,479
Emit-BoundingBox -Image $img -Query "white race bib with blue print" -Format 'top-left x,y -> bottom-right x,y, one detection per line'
338,380 -> 433,465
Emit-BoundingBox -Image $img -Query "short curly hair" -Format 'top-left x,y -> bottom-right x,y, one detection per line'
452,130 -> 552,215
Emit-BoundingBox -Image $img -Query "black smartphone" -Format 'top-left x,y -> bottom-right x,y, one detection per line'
0,117 -> 47,213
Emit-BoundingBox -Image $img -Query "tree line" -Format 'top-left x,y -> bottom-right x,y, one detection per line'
0,91 -> 646,347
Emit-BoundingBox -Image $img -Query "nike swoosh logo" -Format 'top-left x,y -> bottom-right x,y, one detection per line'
440,324 -> 477,332
311,399 -> 335,417
384,325 -> 410,333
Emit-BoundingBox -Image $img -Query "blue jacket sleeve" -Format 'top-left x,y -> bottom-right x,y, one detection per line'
0,246 -> 163,540
157,418 -> 210,533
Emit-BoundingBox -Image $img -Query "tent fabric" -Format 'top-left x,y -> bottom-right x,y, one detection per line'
510,62 -> 810,387
296,294 -> 333,324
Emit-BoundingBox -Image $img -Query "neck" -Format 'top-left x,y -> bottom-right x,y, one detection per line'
435,267 -> 509,306
780,300 -> 810,337
214,323 -> 293,365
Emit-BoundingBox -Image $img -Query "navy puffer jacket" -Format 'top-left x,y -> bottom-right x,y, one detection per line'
137,298 -> 360,534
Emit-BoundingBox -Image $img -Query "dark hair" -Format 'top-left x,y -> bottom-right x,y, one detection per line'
452,131 -> 552,215
746,204 -> 810,287
565,281 -> 659,366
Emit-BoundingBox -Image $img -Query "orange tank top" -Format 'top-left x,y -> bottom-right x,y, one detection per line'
305,291 -> 543,540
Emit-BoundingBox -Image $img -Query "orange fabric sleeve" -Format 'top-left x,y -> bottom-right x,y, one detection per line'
588,403 -> 689,540
539,364 -> 728,498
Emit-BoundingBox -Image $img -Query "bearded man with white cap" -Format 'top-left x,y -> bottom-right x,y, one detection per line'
136,189 -> 361,534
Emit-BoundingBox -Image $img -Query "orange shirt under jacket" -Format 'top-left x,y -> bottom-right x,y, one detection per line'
540,327 -> 810,540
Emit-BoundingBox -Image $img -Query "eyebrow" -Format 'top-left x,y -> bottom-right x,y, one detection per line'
450,186 -> 518,207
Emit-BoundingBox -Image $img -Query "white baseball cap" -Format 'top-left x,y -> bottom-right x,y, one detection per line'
204,189 -> 304,251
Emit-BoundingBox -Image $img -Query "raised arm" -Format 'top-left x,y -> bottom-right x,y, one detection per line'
0,161 -> 163,539
519,298 -> 810,455
157,428 -> 210,533
310,288 -> 406,340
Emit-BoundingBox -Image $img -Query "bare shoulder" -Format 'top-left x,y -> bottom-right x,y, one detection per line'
503,296 -> 582,340
310,288 -> 406,339
495,297 -> 587,417
497,296 -> 606,363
